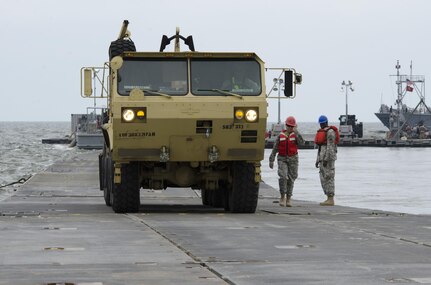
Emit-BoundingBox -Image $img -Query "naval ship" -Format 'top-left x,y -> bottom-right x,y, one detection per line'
375,61 -> 431,131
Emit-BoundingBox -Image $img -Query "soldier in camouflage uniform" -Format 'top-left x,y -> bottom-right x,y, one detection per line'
314,115 -> 338,206
269,116 -> 304,207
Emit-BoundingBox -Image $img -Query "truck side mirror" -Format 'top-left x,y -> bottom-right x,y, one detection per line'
283,70 -> 302,97
83,68 -> 93,97
284,70 -> 294,97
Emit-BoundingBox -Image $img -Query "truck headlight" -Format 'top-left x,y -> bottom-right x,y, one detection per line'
245,110 -> 258,122
122,109 -> 135,122
136,110 -> 145,119
121,107 -> 147,123
234,107 -> 259,123
235,109 -> 244,120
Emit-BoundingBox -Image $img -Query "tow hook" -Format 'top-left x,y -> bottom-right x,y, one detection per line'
160,146 -> 170,162
208,145 -> 219,163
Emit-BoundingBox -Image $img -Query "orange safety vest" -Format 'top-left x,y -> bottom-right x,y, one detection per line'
278,131 -> 298,157
314,126 -> 340,145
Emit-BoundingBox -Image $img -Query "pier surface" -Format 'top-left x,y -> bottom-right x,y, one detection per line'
1,152 -> 431,285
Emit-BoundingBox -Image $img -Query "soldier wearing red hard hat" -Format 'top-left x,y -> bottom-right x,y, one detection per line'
269,116 -> 304,207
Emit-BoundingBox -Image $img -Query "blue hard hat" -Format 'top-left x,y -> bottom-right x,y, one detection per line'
318,115 -> 328,124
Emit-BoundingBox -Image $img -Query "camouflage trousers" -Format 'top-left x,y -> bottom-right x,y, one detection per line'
277,155 -> 298,197
319,160 -> 335,197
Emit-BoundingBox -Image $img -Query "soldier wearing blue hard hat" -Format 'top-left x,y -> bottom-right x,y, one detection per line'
314,115 -> 339,206
318,115 -> 328,124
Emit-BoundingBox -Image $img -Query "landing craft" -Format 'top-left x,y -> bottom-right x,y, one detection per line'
375,61 -> 431,140
80,20 -> 302,213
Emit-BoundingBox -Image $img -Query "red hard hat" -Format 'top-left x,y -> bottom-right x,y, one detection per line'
285,116 -> 296,127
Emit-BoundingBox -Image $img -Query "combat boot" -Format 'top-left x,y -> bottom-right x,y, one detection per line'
286,196 -> 292,207
319,196 -> 334,206
279,194 -> 286,207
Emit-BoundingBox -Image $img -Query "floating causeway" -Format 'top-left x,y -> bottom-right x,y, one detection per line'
1,151 -> 431,284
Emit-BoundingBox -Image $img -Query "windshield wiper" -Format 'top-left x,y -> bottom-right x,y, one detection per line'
197,89 -> 243,99
143,89 -> 172,98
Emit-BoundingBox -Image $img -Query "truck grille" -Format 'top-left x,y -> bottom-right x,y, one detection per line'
241,130 -> 257,143
196,120 -> 213,134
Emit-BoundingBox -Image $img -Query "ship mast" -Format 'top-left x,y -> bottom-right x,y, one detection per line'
395,60 -> 402,139
390,60 -> 430,141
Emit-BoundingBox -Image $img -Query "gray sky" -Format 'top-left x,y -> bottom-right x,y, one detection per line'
1,0 -> 431,123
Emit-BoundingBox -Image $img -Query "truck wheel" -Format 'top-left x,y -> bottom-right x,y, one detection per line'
212,190 -> 224,208
103,155 -> 112,207
219,182 -> 230,211
223,188 -> 230,211
108,160 -> 114,207
112,163 -> 140,213
201,189 -> 210,206
228,162 -> 259,213
98,153 -> 105,190
109,39 -> 136,60
103,168 -> 111,206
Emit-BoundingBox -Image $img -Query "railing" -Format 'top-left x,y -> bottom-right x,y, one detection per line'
398,74 -> 425,83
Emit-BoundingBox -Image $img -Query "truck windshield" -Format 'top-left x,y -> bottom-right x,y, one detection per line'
191,59 -> 261,96
117,58 -> 188,96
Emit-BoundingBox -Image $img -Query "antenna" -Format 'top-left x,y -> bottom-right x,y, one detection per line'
410,60 -> 413,78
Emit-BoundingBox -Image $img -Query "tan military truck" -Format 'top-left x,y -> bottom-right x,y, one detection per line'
81,20 -> 301,213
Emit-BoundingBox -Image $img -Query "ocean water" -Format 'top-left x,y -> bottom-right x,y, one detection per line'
263,121 -> 431,215
0,122 -> 93,200
263,148 -> 431,215
0,122 -> 70,185
1,122 -> 430,215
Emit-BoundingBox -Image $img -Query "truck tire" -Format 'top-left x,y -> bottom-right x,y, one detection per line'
112,162 -> 140,213
100,146 -> 111,206
228,162 -> 259,213
211,190 -> 224,208
223,188 -> 230,211
202,189 -> 223,208
109,39 -> 136,60
103,154 -> 113,207
98,153 -> 104,190
201,189 -> 210,206
219,182 -> 230,211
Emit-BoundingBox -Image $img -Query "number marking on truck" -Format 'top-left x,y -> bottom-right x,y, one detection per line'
119,132 -> 156,138
222,124 -> 244,130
